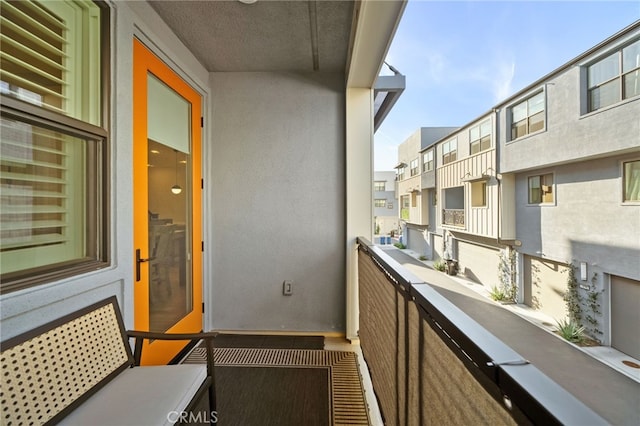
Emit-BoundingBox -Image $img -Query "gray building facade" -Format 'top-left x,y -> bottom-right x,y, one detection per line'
498,22 -> 640,358
396,21 -> 640,360
373,171 -> 399,238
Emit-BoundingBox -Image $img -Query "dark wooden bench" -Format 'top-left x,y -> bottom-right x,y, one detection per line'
0,296 -> 217,425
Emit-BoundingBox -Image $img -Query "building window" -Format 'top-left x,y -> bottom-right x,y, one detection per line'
442,138 -> 457,165
471,181 -> 487,207
511,92 -> 545,140
374,199 -> 386,208
374,181 -> 385,191
1,0 -> 109,292
423,150 -> 433,172
410,158 -> 419,176
588,39 -> 640,112
470,119 -> 491,154
397,166 -> 406,181
411,191 -> 417,207
443,186 -> 464,227
623,160 -> 640,202
528,174 -> 554,204
400,195 -> 409,220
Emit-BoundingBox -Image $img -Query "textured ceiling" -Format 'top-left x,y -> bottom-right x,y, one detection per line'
148,0 -> 355,72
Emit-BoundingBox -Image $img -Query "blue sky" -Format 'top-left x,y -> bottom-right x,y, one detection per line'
375,0 -> 640,170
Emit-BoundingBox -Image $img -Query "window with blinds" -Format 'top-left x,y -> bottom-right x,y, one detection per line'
0,0 -> 107,292
0,0 -> 66,112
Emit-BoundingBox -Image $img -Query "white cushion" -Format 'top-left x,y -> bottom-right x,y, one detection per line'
59,365 -> 207,426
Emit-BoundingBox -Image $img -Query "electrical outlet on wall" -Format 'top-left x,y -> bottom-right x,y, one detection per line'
283,280 -> 293,295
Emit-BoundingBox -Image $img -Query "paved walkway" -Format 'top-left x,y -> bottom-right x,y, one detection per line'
379,246 -> 640,425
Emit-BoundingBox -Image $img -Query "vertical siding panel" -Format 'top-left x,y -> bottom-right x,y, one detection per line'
482,153 -> 487,236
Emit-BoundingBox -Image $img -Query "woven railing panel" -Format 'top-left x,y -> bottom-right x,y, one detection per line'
358,252 -> 399,425
420,317 -> 517,425
1,303 -> 130,425
396,291 -> 406,426
406,301 -> 421,426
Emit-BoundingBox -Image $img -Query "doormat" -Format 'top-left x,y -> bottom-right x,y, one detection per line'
212,334 -> 324,349
182,348 -> 370,426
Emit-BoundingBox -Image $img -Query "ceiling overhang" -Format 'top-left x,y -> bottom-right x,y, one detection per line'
345,0 -> 407,88
148,0 -> 356,73
147,0 -> 407,125
374,73 -> 405,131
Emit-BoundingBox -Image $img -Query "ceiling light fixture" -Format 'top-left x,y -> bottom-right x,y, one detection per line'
238,0 -> 258,4
171,149 -> 182,195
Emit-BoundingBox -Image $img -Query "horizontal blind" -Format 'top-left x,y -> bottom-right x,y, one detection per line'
0,118 -> 69,251
0,0 -> 68,113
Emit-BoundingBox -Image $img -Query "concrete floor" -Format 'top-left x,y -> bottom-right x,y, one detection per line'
379,245 -> 640,426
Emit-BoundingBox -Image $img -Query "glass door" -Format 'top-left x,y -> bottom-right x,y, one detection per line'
133,39 -> 202,365
147,139 -> 191,332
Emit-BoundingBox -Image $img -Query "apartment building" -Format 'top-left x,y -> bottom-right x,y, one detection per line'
497,22 -> 640,358
395,127 -> 457,254
398,21 -> 639,360
373,171 -> 398,237
435,113 -> 518,288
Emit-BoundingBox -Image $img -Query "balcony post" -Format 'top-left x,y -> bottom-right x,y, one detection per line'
346,87 -> 374,341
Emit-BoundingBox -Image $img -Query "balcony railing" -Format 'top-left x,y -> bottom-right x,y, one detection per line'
356,237 -> 606,426
443,208 -> 464,226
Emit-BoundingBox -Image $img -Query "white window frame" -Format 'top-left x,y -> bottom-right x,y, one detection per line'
527,173 -> 555,206
374,199 -> 386,208
621,158 -> 640,205
586,38 -> 640,113
423,150 -> 434,172
469,119 -> 491,155
471,181 -> 487,208
410,158 -> 419,176
509,90 -> 546,141
442,138 -> 457,165
397,166 -> 406,181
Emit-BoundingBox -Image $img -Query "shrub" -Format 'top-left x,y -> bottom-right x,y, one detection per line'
394,242 -> 406,249
556,318 -> 585,344
489,286 -> 507,302
433,259 -> 446,272
419,255 -> 427,261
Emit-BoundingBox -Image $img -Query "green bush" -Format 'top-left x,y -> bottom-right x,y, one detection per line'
433,259 -> 446,272
489,286 -> 507,302
556,318 -> 585,343
419,255 -> 427,261
394,242 -> 406,249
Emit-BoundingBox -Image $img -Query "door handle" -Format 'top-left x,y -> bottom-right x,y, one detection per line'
136,249 -> 155,282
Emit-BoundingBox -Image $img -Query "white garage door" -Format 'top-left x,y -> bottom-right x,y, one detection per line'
523,256 -> 567,320
407,227 -> 426,255
433,234 -> 444,260
611,275 -> 640,360
456,241 -> 500,289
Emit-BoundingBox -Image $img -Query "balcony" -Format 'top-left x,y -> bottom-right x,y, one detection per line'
356,237 -> 606,425
443,208 -> 465,227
